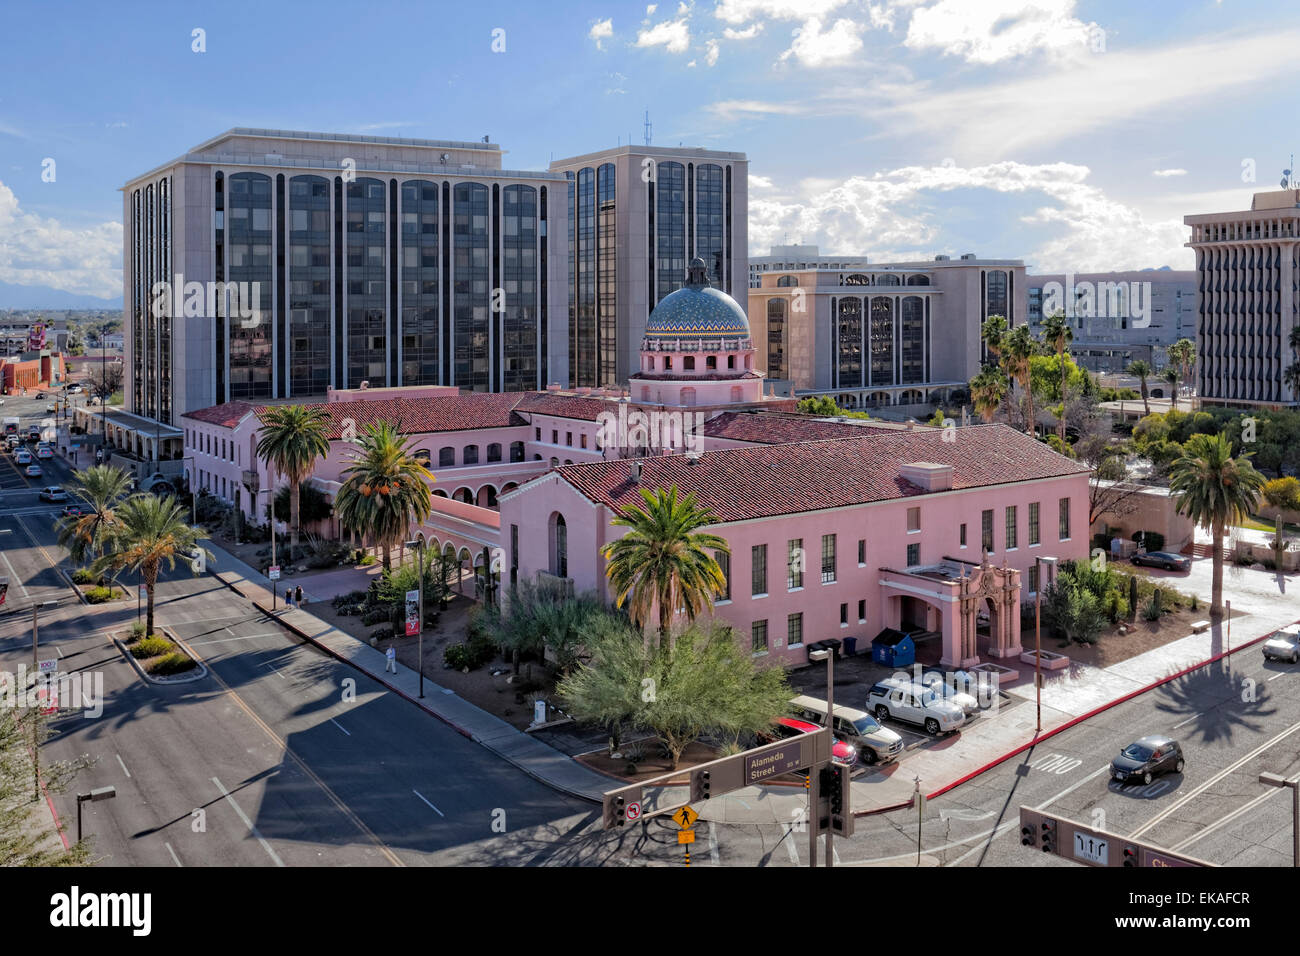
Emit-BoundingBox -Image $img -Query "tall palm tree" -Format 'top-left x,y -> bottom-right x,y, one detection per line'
1167,337 -> 1197,401
1040,311 -> 1073,440
92,496 -> 212,637
980,314 -> 1009,364
1002,324 -> 1038,437
1127,359 -> 1153,416
55,464 -> 135,570
334,421 -> 434,570
256,404 -> 332,555
601,485 -> 729,649
1162,366 -> 1181,410
1169,432 -> 1266,618
969,365 -> 1008,422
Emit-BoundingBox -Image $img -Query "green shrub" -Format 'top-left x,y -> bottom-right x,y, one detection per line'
368,626 -> 394,642
1141,598 -> 1163,621
1262,476 -> 1300,512
131,636 -> 175,659
146,651 -> 196,675
358,553 -> 377,566
128,621 -> 147,642
71,568 -> 96,585
360,609 -> 389,626
84,586 -> 117,604
443,643 -> 477,669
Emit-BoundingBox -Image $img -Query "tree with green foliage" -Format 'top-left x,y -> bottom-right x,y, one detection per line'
796,395 -> 871,420
1127,359 -> 1153,416
1167,338 -> 1197,403
1,706 -> 93,866
1161,366 -> 1181,410
558,620 -> 793,769
601,486 -> 729,648
969,364 -> 1008,422
269,482 -> 334,527
55,464 -> 134,569
1262,476 -> 1300,512
334,421 -> 434,570
1169,433 -> 1266,618
92,495 -> 213,637
1002,324 -> 1039,437
480,582 -> 611,675
256,404 -> 332,554
1041,563 -> 1108,646
1040,311 -> 1073,439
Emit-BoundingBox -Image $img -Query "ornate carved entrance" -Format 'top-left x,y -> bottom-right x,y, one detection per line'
952,555 -> 1022,667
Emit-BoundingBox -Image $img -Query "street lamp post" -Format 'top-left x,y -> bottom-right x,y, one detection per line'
405,532 -> 428,698
1259,772 -> 1300,867
1033,555 -> 1058,734
75,786 -> 117,844
809,646 -> 834,869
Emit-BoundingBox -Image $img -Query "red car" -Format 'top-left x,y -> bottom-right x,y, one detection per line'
764,717 -> 859,768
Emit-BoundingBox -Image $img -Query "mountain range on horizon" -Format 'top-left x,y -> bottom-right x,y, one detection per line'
0,280 -> 123,311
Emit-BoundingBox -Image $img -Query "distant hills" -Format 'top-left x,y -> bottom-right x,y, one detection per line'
0,280 -> 123,310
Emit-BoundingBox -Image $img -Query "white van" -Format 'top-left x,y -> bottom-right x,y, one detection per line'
789,695 -> 904,765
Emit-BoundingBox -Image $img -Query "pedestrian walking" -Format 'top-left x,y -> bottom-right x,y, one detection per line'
295,585 -> 304,607
385,644 -> 397,673
285,587 -> 295,609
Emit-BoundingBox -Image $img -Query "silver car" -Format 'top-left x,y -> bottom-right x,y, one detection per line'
1262,624 -> 1300,663
919,670 -> 983,716
867,678 -> 965,735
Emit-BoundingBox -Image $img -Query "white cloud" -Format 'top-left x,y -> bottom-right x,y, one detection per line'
722,23 -> 764,39
636,17 -> 691,53
714,0 -> 850,23
706,98 -> 803,121
647,3 -> 657,13
589,18 -> 614,49
779,17 -> 865,67
678,1 -> 691,13
357,121 -> 416,131
706,38 -> 720,65
0,180 -> 121,298
1152,168 -> 1187,177
749,173 -> 775,189
904,0 -> 1098,64
747,160 -> 1192,272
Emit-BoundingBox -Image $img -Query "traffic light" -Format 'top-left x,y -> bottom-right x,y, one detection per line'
1021,822 -> 1037,848
817,764 -> 854,835
603,793 -> 626,829
1040,819 -> 1057,854
690,768 -> 712,802
1123,846 -> 1138,867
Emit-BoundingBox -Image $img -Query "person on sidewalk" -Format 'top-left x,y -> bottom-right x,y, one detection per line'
385,644 -> 397,673
285,587 -> 295,609
295,585 -> 304,607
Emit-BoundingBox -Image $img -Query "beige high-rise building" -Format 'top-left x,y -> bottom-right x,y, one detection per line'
1185,189 -> 1300,406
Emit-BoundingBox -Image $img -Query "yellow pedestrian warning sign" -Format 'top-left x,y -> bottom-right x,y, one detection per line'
677,828 -> 695,845
672,805 -> 699,829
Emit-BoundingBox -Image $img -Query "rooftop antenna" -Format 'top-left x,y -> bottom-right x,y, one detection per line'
1284,154 -> 1297,189
643,110 -> 652,147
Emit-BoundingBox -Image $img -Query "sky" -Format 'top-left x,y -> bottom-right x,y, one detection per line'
0,0 -> 1294,303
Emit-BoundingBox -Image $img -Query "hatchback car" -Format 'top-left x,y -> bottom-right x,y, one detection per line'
13,449 -> 32,465
61,504 -> 83,518
25,464 -> 43,478
1131,551 -> 1191,571
35,444 -> 53,459
762,717 -> 858,768
1262,624 -> 1300,663
1111,735 -> 1184,785
39,486 -> 68,502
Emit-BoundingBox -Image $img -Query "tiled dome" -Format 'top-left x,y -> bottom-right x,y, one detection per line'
644,257 -> 750,340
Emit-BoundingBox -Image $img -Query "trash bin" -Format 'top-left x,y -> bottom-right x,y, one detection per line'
843,637 -> 858,657
821,637 -> 843,659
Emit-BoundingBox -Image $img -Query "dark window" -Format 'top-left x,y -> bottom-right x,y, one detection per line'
858,599 -> 866,621
1059,497 -> 1071,539
715,550 -> 730,601
1006,505 -> 1017,549
858,539 -> 865,564
1029,502 -> 1040,545
821,534 -> 836,584
907,543 -> 920,567
752,620 -> 768,653
840,603 -> 848,625
752,544 -> 768,596
787,538 -> 803,589
982,509 -> 994,552
487,443 -> 502,463
787,613 -> 804,647
463,445 -> 479,465
439,447 -> 454,467
510,441 -> 524,462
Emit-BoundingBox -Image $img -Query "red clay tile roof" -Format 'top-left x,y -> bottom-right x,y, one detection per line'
557,424 -> 1090,522
702,410 -> 902,444
515,392 -> 617,422
181,402 -> 257,428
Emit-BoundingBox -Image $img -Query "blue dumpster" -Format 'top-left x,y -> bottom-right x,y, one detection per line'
871,628 -> 916,668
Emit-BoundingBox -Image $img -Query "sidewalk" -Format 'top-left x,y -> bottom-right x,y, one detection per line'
198,537 -> 1291,819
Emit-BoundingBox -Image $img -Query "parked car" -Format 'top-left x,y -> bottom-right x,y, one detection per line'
45,403 -> 56,413
13,449 -> 33,465
761,717 -> 858,769
918,670 -> 983,716
788,694 -> 904,764
1262,624 -> 1300,663
1111,735 -> 1184,785
39,486 -> 68,502
866,678 -> 966,735
61,504 -> 83,517
35,444 -> 53,460
1131,551 -> 1191,571
25,463 -> 43,478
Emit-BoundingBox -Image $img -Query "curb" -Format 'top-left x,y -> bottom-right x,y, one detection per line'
868,629 -> 1274,816
113,629 -> 209,685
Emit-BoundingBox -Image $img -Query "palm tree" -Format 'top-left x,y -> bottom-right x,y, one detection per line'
1161,366 -> 1181,410
256,404 -> 331,555
980,314 -> 1009,364
969,365 -> 1008,422
1169,433 -> 1266,618
601,485 -> 729,649
1127,359 -> 1153,416
1040,311 -> 1073,440
1002,324 -> 1038,437
55,464 -> 135,571
92,495 -> 212,637
334,421 -> 434,570
1167,337 -> 1197,401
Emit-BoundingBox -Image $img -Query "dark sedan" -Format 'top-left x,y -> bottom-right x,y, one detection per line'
1112,735 -> 1184,785
1131,551 -> 1191,571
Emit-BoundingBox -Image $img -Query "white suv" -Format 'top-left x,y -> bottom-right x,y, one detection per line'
866,678 -> 966,735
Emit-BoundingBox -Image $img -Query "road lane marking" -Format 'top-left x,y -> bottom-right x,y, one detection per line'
188,632 -> 282,647
412,789 -> 444,817
783,827 -> 800,866
1172,713 -> 1201,729
1170,788 -> 1279,852
330,718 -> 351,737
55,645 -> 63,658
0,548 -> 29,597
164,842 -> 182,867
1130,717 -> 1300,839
261,661 -> 288,680
708,822 -> 720,865
212,776 -> 285,867
1268,672 -> 1287,681
116,754 -> 131,778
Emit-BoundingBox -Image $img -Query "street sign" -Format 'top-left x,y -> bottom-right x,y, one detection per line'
404,589 -> 420,636
625,801 -> 642,822
1019,806 -> 1213,867
138,584 -> 146,601
37,659 -> 57,675
672,805 -> 699,829
268,565 -> 281,581
677,829 -> 695,845
1073,831 -> 1109,865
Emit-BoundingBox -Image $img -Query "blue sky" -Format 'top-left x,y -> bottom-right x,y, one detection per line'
0,0 -> 1295,301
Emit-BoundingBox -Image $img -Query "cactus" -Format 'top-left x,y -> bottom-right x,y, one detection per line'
1153,588 -> 1162,612
1128,575 -> 1138,619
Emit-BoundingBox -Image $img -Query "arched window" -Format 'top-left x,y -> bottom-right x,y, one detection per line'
413,448 -> 432,466
487,443 -> 502,463
509,441 -> 524,462
551,514 -> 568,578
463,445 -> 479,465
664,356 -> 673,370
728,355 -> 735,369
877,274 -> 901,286
776,275 -> 799,287
684,356 -> 696,370
549,456 -> 559,468
706,355 -> 717,370
647,356 -> 655,370
439,447 -> 454,467
681,386 -> 697,406
906,274 -> 930,286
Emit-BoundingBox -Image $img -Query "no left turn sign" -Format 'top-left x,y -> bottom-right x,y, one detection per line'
625,801 -> 642,821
